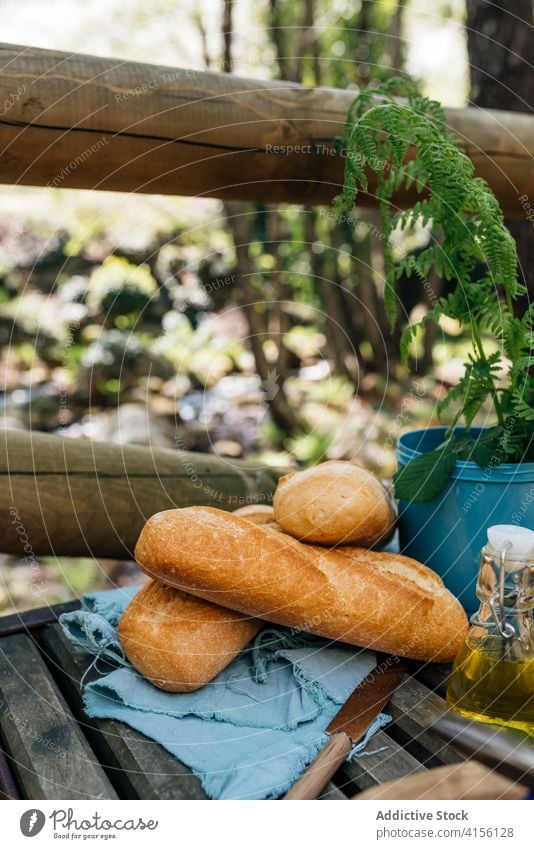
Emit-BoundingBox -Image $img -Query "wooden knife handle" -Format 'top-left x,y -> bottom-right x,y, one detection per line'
283,733 -> 352,800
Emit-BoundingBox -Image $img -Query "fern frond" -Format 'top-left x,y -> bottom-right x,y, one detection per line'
336,76 -> 526,449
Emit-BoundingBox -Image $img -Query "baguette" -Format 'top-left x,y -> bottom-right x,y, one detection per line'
118,579 -> 261,691
273,461 -> 396,546
233,504 -> 275,524
135,507 -> 467,662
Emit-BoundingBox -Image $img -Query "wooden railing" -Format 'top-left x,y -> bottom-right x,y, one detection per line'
0,430 -> 281,558
0,42 -> 532,215
1,44 -> 531,557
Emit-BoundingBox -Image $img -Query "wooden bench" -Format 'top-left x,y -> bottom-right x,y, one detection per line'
0,601 -> 462,800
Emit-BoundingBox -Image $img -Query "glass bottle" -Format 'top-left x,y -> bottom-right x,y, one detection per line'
446,525 -> 534,736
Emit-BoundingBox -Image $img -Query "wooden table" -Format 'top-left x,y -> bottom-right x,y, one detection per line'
0,602 -> 461,801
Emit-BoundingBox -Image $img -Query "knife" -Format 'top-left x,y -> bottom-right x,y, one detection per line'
283,655 -> 409,800
433,712 -> 534,792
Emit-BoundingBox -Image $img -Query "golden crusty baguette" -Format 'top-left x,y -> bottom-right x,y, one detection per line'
264,521 -> 283,532
134,507 -> 467,662
273,461 -> 396,546
118,579 -> 261,692
233,504 -> 275,524
119,505 -> 275,691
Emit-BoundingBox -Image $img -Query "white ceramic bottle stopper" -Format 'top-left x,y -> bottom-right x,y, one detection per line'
487,524 -> 534,570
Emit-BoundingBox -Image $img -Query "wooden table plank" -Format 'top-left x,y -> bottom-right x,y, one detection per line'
0,633 -> 117,799
0,600 -> 80,638
41,624 -> 208,800
42,626 -> 352,800
0,744 -> 20,799
0,602 -> 458,800
415,662 -> 451,698
388,676 -> 465,767
319,781 -> 349,800
340,729 -> 426,792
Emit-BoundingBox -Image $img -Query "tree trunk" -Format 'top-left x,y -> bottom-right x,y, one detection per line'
268,0 -> 289,80
304,210 -> 361,379
224,201 -> 302,433
466,0 -> 534,303
221,0 -> 234,73
219,0 -> 300,434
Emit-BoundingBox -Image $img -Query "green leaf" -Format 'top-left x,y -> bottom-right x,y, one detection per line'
512,396 -> 534,422
394,447 -> 456,503
470,440 -> 501,467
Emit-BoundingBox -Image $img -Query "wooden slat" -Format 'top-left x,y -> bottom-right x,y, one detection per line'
41,624 -> 207,799
319,780 -> 349,800
0,745 -> 20,799
387,676 -> 465,767
0,633 -> 117,799
340,729 -> 426,792
1,428 -> 282,558
42,625 -> 351,799
415,662 -> 451,697
0,600 -> 80,637
5,622 -> 456,800
0,42 -> 532,215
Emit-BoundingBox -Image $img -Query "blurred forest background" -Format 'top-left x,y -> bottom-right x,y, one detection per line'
0,0 -> 532,612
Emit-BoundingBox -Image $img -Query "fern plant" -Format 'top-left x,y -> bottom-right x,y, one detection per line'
335,77 -> 534,502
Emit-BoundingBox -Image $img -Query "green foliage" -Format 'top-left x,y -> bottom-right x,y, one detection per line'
394,446 -> 456,503
285,431 -> 333,465
88,256 -> 157,323
336,77 -> 534,501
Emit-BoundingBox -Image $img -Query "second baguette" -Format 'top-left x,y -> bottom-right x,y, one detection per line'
135,507 -> 467,662
118,579 -> 261,691
233,504 -> 275,524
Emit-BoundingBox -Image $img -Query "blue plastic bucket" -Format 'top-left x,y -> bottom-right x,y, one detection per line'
396,427 -> 534,613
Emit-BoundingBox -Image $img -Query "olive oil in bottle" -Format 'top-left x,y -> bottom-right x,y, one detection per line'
446,632 -> 534,734
446,525 -> 534,736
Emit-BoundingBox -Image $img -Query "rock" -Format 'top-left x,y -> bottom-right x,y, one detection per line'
212,439 -> 244,458
76,403 -> 176,448
435,358 -> 466,386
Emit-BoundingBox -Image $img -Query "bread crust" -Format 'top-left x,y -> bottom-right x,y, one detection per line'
273,461 -> 396,546
233,504 -> 275,524
118,579 -> 261,691
135,507 -> 467,662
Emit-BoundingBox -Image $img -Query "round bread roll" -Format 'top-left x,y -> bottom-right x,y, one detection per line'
233,504 -> 275,524
273,461 -> 396,546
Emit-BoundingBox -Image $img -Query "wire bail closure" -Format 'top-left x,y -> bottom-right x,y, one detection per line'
486,545 -> 516,639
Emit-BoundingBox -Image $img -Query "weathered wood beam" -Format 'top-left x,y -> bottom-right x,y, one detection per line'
0,43 -> 532,216
0,429 -> 281,558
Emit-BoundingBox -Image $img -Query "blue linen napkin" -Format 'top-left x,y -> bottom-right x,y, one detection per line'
60,586 -> 391,799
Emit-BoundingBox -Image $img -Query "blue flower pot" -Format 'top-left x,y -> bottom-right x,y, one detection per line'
396,427 -> 534,614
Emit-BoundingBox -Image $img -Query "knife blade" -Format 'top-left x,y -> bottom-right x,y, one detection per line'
283,654 -> 409,800
433,712 -> 534,791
